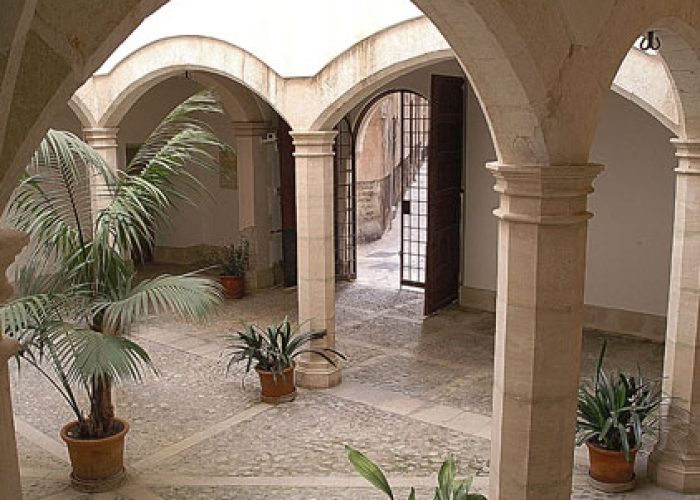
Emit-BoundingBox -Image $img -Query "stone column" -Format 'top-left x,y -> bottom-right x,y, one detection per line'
488,163 -> 602,499
291,131 -> 340,389
648,139 -> 700,493
83,127 -> 119,216
0,228 -> 29,500
233,121 -> 274,289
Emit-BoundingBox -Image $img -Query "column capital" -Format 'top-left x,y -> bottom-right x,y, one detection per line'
232,121 -> 270,137
672,138 -> 700,156
672,139 -> 700,175
487,163 -> 603,225
83,127 -> 119,148
290,130 -> 337,158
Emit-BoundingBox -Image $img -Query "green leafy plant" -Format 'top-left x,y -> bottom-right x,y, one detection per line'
576,340 -> 662,461
219,240 -> 250,277
345,446 -> 487,500
223,317 -> 345,376
0,91 -> 226,439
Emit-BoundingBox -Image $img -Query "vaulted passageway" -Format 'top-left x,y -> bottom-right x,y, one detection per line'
5,2 -> 700,499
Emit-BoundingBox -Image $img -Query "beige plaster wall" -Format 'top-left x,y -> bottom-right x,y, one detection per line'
587,92 -> 675,316
117,77 -> 242,251
462,90 -> 675,320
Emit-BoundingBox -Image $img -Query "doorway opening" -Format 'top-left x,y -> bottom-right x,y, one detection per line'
334,90 -> 429,291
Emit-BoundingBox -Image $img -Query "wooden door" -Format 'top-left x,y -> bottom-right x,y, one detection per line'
278,120 -> 297,287
424,75 -> 465,315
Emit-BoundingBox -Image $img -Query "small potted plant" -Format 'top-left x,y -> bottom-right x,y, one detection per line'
222,317 -> 345,403
218,240 -> 250,299
576,341 -> 661,492
346,446 -> 487,499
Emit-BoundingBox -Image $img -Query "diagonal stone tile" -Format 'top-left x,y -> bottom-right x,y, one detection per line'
147,391 -> 490,478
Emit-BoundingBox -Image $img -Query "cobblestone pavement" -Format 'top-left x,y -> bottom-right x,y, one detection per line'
10,282 -> 696,499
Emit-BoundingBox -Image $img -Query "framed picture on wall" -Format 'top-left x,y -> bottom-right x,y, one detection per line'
220,147 -> 238,189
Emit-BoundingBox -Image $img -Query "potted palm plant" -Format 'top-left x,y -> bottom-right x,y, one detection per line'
222,317 -> 344,403
0,91 -> 226,492
346,446 -> 487,499
218,240 -> 250,299
576,341 -> 661,492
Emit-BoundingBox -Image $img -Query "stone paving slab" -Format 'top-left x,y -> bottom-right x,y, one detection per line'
152,485 -> 390,499
10,281 -> 686,499
342,313 -> 425,349
116,339 -> 261,464
149,391 -> 490,478
344,354 -> 468,403
336,283 -> 422,313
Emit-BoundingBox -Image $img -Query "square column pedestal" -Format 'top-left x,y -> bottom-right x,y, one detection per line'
233,121 -> 276,290
290,131 -> 341,389
648,140 -> 700,493
83,127 -> 119,215
0,228 -> 29,500
488,163 -> 602,499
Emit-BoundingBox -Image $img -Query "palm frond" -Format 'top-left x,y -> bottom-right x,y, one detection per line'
8,130 -> 113,261
97,90 -> 228,258
55,328 -> 157,386
95,273 -> 222,334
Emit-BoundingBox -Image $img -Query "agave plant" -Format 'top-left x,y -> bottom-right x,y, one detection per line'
346,446 -> 487,500
576,340 -> 662,460
0,91 -> 225,439
223,317 -> 345,376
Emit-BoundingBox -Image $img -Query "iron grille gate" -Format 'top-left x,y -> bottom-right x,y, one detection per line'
334,91 -> 430,286
400,92 -> 430,288
334,117 -> 356,280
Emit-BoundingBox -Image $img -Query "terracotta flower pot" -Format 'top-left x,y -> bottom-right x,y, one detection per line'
586,440 -> 637,492
220,275 -> 244,299
256,365 -> 296,404
60,418 -> 129,492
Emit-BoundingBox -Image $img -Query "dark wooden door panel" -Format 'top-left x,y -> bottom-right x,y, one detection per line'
425,74 -> 465,315
278,119 -> 297,287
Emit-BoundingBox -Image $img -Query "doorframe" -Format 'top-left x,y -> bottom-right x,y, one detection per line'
347,88 -> 430,289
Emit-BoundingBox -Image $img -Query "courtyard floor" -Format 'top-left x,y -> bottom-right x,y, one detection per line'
10,281 -> 696,499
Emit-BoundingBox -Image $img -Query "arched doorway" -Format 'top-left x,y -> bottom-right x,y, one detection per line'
334,90 -> 429,289
334,76 -> 464,315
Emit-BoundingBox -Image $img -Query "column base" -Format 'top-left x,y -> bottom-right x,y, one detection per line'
245,267 -> 276,290
295,360 -> 341,389
648,448 -> 700,493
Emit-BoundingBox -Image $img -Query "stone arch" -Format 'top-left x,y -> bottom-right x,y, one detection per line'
67,95 -> 97,129
301,17 -> 449,129
612,48 -> 681,134
76,35 -> 289,128
577,9 -> 700,151
189,72 -> 266,123
653,19 -> 700,141
0,0 -> 167,208
353,88 -> 426,154
306,14 -> 548,165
